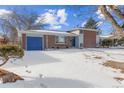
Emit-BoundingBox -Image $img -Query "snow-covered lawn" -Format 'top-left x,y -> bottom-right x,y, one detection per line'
1,48 -> 124,88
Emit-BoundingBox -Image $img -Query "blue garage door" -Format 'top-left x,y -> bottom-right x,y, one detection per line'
27,36 -> 43,50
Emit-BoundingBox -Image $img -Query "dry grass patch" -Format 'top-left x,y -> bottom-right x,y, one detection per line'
114,77 -> 124,81
0,68 -> 24,83
103,60 -> 124,73
94,56 -> 102,59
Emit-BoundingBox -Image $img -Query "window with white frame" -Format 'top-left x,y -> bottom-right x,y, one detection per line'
55,36 -> 65,44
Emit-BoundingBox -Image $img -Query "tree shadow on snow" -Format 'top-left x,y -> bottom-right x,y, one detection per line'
3,52 -> 61,68
0,77 -> 95,88
48,49 -> 84,54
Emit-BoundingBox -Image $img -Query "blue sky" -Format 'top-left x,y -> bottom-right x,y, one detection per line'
0,5 -> 118,35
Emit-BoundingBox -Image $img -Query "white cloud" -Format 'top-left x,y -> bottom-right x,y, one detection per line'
81,21 -> 87,27
0,9 -> 13,19
47,9 -> 56,13
73,14 -> 77,17
49,25 -> 62,29
96,9 -> 105,20
106,6 -> 112,12
36,9 -> 58,25
0,9 -> 12,15
42,12 -> 57,25
57,9 -> 68,25
97,21 -> 103,26
36,9 -> 68,30
96,6 -> 114,20
36,10 -> 55,25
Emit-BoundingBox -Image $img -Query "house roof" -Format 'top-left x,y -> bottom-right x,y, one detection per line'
19,30 -> 77,36
99,35 -> 114,40
67,28 -> 101,32
100,35 -> 113,38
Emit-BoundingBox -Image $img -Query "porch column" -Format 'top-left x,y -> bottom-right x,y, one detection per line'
46,35 -> 49,49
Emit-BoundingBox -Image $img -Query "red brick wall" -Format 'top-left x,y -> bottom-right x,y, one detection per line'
0,38 -> 7,45
83,31 -> 96,48
22,33 -> 26,49
44,35 -> 72,49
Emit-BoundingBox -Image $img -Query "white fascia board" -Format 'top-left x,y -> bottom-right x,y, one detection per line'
19,30 -> 77,36
68,28 -> 101,32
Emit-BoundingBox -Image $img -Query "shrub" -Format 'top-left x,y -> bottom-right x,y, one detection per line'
101,39 -> 113,47
117,37 -> 124,46
0,45 -> 24,66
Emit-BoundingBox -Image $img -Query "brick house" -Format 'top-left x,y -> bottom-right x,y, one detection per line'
18,28 -> 100,50
68,28 -> 100,48
0,36 -> 7,45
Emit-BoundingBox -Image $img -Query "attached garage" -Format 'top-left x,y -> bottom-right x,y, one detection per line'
19,30 -> 75,51
21,33 -> 44,51
26,36 -> 43,50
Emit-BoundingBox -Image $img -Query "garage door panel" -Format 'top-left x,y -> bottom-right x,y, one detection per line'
27,37 -> 42,50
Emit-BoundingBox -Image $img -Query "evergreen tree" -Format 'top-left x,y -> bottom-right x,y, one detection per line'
84,17 -> 98,29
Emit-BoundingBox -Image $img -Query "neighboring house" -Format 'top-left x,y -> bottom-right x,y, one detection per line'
18,28 -> 100,51
0,35 -> 7,44
99,35 -> 114,45
99,35 -> 114,41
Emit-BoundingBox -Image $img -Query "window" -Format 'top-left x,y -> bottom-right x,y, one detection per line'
55,36 -> 65,44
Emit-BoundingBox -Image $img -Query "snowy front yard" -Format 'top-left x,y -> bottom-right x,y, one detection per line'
1,48 -> 124,88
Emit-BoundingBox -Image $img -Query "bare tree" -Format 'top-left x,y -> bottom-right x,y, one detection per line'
1,20 -> 19,44
99,5 -> 124,37
0,7 -> 45,44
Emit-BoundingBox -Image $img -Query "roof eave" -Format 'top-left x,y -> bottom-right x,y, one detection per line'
18,30 -> 77,36
67,28 -> 101,32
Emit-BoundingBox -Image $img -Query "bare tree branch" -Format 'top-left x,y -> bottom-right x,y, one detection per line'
100,5 -> 124,36
0,8 -> 45,44
0,57 -> 9,66
108,5 -> 124,20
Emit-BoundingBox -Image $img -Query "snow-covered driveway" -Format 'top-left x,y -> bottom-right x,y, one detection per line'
1,48 -> 124,88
